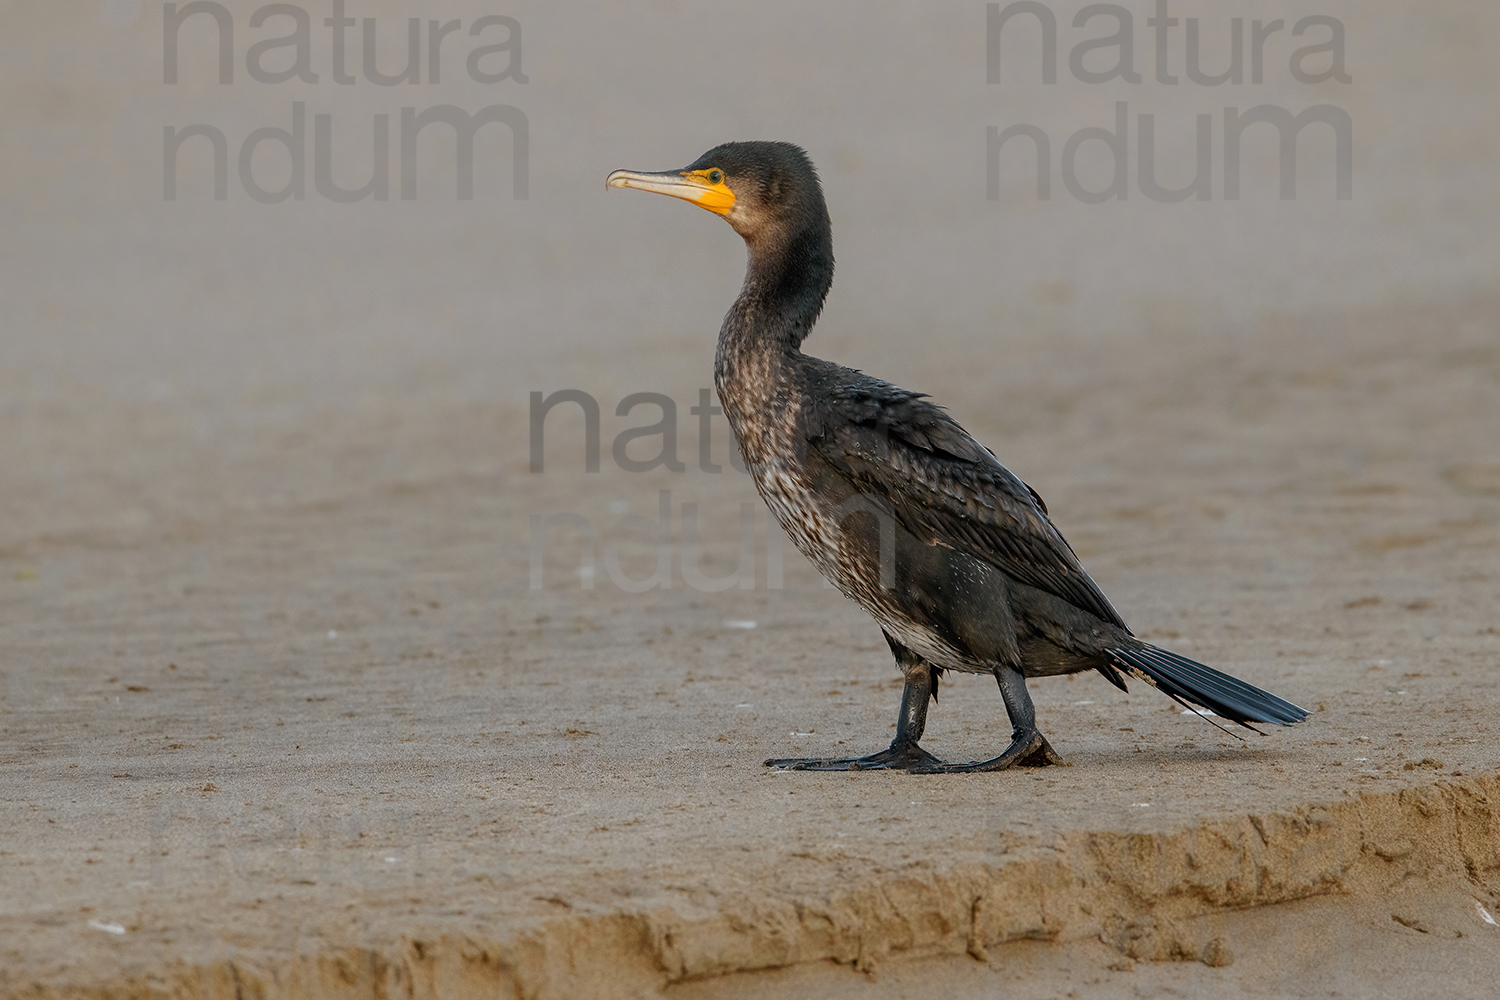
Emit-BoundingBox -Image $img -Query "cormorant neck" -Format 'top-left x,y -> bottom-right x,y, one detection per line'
722,218 -> 834,358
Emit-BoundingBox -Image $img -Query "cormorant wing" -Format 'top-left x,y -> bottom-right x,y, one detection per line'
805,379 -> 1129,629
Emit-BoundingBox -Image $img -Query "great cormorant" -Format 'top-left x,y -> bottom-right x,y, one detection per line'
607,141 -> 1307,773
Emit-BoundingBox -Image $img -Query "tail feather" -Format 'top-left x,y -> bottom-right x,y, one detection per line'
1107,646 -> 1309,729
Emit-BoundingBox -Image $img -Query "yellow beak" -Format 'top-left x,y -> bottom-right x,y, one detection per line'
606,168 -> 735,215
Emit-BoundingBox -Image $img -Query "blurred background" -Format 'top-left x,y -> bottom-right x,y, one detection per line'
2,0 -> 1496,570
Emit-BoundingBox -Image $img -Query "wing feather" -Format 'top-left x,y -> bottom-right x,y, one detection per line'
805,378 -> 1127,629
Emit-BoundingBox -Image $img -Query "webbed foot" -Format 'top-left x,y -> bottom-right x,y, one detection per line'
765,740 -> 942,771
906,729 -> 1067,774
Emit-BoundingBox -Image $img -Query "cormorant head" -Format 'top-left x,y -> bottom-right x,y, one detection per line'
607,141 -> 829,252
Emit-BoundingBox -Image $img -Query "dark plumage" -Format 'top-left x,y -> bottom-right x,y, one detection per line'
607,141 -> 1308,772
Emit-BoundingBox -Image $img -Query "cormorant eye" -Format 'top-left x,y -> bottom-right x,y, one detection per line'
707,169 -> 724,185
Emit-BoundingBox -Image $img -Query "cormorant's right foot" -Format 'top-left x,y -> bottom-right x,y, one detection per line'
906,729 -> 1067,773
764,740 -> 942,771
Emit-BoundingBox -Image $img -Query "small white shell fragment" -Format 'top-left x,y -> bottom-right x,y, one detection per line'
88,920 -> 126,935
1478,903 -> 1498,926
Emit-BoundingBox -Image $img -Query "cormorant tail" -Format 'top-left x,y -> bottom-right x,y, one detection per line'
1108,646 -> 1309,730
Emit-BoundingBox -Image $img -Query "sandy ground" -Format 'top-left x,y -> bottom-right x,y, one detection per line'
4,3 -> 1500,997
4,290 -> 1500,998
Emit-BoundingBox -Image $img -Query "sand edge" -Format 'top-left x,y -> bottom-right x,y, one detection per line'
8,772 -> 1496,1000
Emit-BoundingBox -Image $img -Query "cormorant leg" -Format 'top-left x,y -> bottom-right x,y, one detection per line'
908,664 -> 1066,774
765,637 -> 942,771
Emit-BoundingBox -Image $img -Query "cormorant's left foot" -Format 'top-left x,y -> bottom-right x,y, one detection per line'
906,729 -> 1066,773
765,739 -> 942,771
